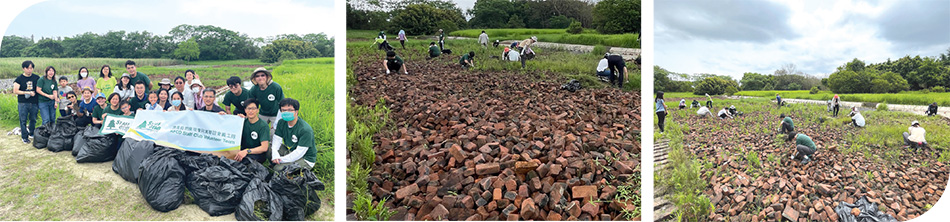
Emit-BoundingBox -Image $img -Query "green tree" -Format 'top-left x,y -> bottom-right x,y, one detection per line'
20,38 -> 64,57
739,72 -> 772,90
548,15 -> 574,29
169,24 -> 258,60
694,76 -> 739,95
566,21 -> 584,34
0,35 -> 33,57
260,39 -> 320,63
593,0 -> 640,34
507,14 -> 525,28
390,4 -> 466,35
467,0 -> 521,28
173,38 -> 201,61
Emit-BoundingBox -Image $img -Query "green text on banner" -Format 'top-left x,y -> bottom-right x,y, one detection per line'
125,110 -> 244,151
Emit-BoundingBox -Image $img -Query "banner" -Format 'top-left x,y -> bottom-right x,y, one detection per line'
125,110 -> 245,152
99,114 -> 135,135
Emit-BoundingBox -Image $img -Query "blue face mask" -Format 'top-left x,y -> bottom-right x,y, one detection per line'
281,111 -> 295,121
170,100 -> 181,106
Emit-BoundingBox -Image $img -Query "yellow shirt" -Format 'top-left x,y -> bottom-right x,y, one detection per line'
96,76 -> 116,96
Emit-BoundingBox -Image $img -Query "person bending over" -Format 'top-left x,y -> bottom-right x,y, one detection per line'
383,51 -> 408,75
791,133 -> 817,164
849,107 -> 865,127
903,121 -> 928,150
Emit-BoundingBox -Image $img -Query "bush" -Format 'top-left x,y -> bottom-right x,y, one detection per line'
932,86 -> 947,93
877,102 -> 889,111
694,76 -> 740,96
591,45 -> 607,56
725,86 -> 738,96
810,86 -> 820,94
592,0 -> 640,34
548,15 -> 573,29
566,21 -> 584,34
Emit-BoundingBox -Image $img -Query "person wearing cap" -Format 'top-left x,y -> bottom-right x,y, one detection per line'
249,67 -> 285,129
679,99 -> 687,109
493,39 -> 500,48
705,93 -> 713,108
90,93 -> 109,126
95,65 -> 116,96
848,106 -> 865,127
75,87 -> 98,127
114,74 -> 134,100
832,94 -> 841,117
717,106 -> 733,119
459,51 -> 475,69
271,98 -> 317,170
925,102 -> 938,116
791,133 -> 817,164
437,29 -> 445,51
383,51 -> 408,75
519,36 -> 538,56
606,53 -> 629,88
157,78 -> 173,91
198,88 -> 226,114
397,29 -> 407,49
596,54 -> 613,83
36,66 -> 59,126
232,98 -> 271,164
93,93 -> 124,126
903,121 -> 927,149
189,79 -> 206,110
727,105 -> 741,116
427,42 -> 441,59
696,105 -> 711,117
478,30 -> 489,48
125,60 -> 152,91
129,80 -> 149,113
223,76 -> 250,115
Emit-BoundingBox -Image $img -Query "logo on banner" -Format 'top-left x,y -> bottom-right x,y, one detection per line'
136,120 -> 164,131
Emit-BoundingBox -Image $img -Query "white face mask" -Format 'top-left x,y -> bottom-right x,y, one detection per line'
192,87 -> 201,92
80,72 -> 88,78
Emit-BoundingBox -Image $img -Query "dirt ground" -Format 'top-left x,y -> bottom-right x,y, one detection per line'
0,128 -> 332,220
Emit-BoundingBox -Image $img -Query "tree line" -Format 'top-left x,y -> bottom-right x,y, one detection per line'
0,24 -> 334,62
347,0 -> 639,35
655,49 -> 950,95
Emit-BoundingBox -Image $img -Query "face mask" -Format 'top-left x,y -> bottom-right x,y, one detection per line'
192,87 -> 201,92
171,100 -> 181,106
80,72 -> 88,78
281,112 -> 295,121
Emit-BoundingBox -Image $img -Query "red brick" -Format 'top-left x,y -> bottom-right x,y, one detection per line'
476,163 -> 500,175
395,183 -> 420,200
572,185 -> 598,200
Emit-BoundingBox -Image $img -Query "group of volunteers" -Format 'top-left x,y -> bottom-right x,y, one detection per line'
655,91 -> 933,165
13,60 -> 317,170
373,29 -> 634,88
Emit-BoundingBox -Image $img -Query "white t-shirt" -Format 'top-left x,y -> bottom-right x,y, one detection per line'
597,59 -> 609,72
697,106 -> 711,116
908,126 -> 927,143
717,109 -> 730,117
507,50 -> 520,61
478,33 -> 489,44
851,111 -> 865,127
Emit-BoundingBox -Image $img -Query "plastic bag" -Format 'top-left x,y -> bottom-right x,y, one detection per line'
112,139 -> 157,183
138,147 -> 186,212
72,126 -> 95,152
236,178 -> 284,221
834,196 -> 897,222
179,152 -> 220,175
561,79 -> 582,92
76,127 -> 120,163
47,117 -> 79,152
186,157 -> 254,216
32,122 -> 53,149
270,165 -> 325,220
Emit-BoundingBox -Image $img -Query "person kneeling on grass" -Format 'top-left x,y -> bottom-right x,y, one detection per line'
383,51 -> 408,75
779,114 -> 795,134
717,107 -> 733,119
460,51 -> 475,69
849,106 -> 865,127
271,98 -> 317,171
690,100 -> 700,109
234,98 -> 271,164
903,121 -> 927,150
696,105 -> 711,117
679,99 -> 687,109
728,105 -> 742,116
791,133 -> 817,164
925,102 -> 938,116
427,42 -> 441,59
595,54 -> 613,83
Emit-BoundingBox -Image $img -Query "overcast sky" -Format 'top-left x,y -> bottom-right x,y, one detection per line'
656,0 -> 950,79
1,0 -> 337,40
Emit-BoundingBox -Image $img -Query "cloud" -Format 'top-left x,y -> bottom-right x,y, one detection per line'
656,0 -> 798,43
875,0 -> 950,48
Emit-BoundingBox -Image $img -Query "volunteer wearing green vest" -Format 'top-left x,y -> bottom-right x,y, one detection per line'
779,114 -> 795,135
792,133 -> 816,164
93,93 -> 125,126
90,93 -> 109,127
249,67 -> 284,129
271,98 -> 317,170
96,65 -> 116,96
125,60 -> 152,91
36,66 -> 59,126
223,76 -> 250,115
233,98 -> 271,164
459,51 -> 475,69
427,42 -> 441,59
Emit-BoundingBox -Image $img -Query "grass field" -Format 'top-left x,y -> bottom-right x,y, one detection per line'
735,90 -> 950,106
451,28 -> 639,48
0,58 -> 183,79
346,30 -> 640,92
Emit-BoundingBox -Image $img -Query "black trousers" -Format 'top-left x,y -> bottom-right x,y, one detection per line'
833,104 -> 840,116
656,111 -> 667,133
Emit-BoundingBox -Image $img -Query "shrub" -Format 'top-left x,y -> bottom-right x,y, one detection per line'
548,15 -> 573,29
877,102 -> 889,111
725,86 -> 739,96
694,76 -> 740,96
566,21 -> 584,34
932,86 -> 947,93
810,86 -> 820,94
591,45 -> 608,56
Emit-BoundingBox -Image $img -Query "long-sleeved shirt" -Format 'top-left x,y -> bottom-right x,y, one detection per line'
908,126 -> 927,143
851,112 -> 865,127
478,33 -> 489,44
597,59 -> 609,72
271,134 -> 315,167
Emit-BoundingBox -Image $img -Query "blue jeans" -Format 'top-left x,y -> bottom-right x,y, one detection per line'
38,101 -> 56,126
597,70 -> 614,81
17,102 -> 38,140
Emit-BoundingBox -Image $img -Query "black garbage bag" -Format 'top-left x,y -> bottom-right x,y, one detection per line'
236,178 -> 284,221
47,117 -> 79,152
138,147 -> 186,212
229,157 -> 270,180
72,126 -> 95,152
270,165 -> 325,220
112,139 -> 157,183
561,79 -> 582,92
179,152 -> 220,175
76,127 -> 120,163
32,122 -> 54,149
834,196 -> 898,222
186,157 -> 254,216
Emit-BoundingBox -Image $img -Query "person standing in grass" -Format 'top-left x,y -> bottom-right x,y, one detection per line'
655,91 -> 668,133
596,54 -> 612,83
96,65 -> 116,96
14,60 -> 39,143
459,51 -> 475,69
36,66 -> 59,126
775,93 -> 783,107
832,94 -> 841,117
437,29 -> 445,51
606,53 -> 628,88
250,67 -> 284,130
925,102 -> 938,116
223,76 -> 250,115
233,98 -> 271,164
791,133 -> 817,164
705,93 -> 713,108
478,30 -> 489,48
397,29 -> 407,49
383,51 -> 409,75
427,42 -> 441,59
114,74 -> 134,100
903,121 -> 927,149
849,107 -> 865,127
519,36 -> 538,56
125,60 -> 152,91
57,77 -> 74,116
271,98 -> 317,170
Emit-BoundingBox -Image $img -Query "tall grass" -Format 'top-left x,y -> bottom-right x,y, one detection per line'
0,57 -> 182,78
736,90 -> 950,106
346,96 -> 395,220
449,29 -> 639,48
270,57 -> 335,213
654,118 -> 714,221
0,94 -> 20,128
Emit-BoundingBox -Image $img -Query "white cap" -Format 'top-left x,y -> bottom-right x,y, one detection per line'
911,120 -> 920,126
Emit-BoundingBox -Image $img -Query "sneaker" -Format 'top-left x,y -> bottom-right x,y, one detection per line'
22,139 -> 30,144
801,156 -> 811,164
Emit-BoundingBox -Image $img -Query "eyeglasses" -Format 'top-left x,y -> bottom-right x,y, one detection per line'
67,96 -> 75,99
175,82 -> 184,85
